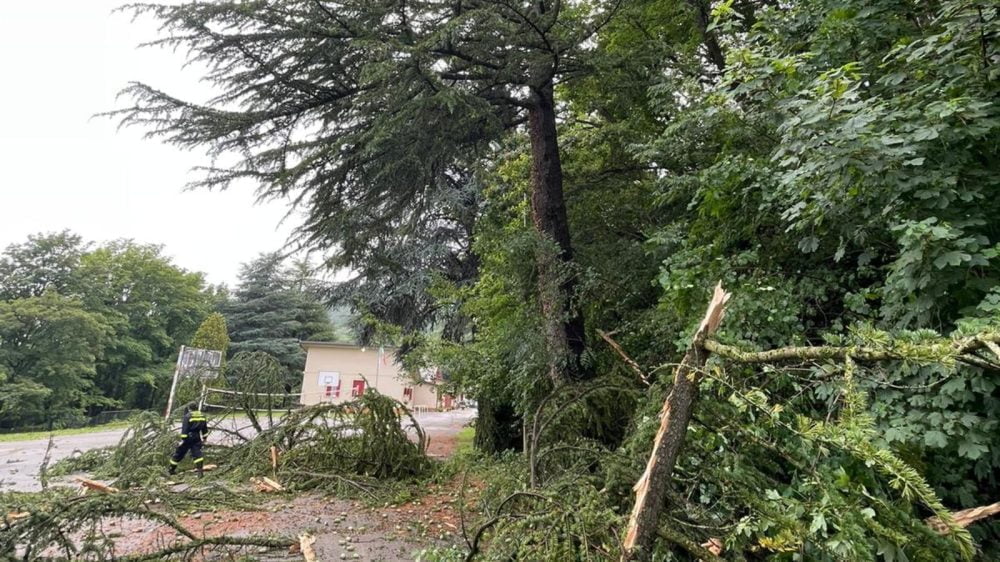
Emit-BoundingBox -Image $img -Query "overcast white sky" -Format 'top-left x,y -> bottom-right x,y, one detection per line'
0,1 -> 302,287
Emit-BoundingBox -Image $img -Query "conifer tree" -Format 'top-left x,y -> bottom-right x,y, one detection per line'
191,312 -> 230,355
221,253 -> 335,384
115,0 -> 626,382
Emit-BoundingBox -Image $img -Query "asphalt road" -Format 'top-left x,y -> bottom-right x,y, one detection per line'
0,409 -> 475,493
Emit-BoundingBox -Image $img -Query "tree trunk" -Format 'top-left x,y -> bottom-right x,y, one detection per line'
622,284 -> 730,561
527,82 -> 588,383
474,395 -> 523,454
687,0 -> 727,72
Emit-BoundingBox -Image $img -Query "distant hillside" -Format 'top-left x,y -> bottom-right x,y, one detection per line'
326,305 -> 357,343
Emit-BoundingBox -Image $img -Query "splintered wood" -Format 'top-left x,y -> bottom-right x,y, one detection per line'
622,283 -> 730,561
75,477 -> 119,494
927,501 -> 1000,534
5,512 -> 30,523
701,537 -> 723,555
298,533 -> 318,562
251,476 -> 285,493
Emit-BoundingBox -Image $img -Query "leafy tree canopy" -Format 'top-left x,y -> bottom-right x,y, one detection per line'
0,292 -> 110,428
0,233 -> 216,425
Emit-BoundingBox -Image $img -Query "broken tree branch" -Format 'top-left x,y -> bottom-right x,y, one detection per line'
598,329 -> 650,385
622,283 -> 730,562
465,491 -> 549,562
288,470 -> 377,498
299,533 -> 318,562
250,476 -> 284,492
657,525 -> 724,562
703,332 -> 1000,365
927,501 -> 1000,534
76,477 -> 119,494
119,534 -> 294,562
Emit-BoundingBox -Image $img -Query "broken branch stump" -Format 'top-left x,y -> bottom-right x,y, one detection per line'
299,533 -> 318,562
622,283 -> 730,561
250,476 -> 285,493
75,477 -> 119,494
927,501 -> 1000,534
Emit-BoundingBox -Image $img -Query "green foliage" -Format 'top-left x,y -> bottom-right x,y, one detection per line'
468,453 -> 625,561
112,0 -> 615,274
414,545 -> 467,562
426,1 -> 1000,558
43,447 -> 112,478
80,0 -> 1000,559
173,312 -> 234,406
0,482 -> 275,561
102,411 -> 186,488
215,351 -> 287,432
0,233 -> 216,428
79,240 -> 213,411
191,312 -> 230,356
250,390 -> 431,483
0,292 -> 110,428
0,231 -> 87,301
51,390 -> 431,500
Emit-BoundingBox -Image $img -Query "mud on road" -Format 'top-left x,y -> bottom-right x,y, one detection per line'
97,480 -> 477,561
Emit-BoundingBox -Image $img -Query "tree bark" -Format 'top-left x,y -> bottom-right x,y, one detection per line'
622,284 -> 730,561
474,395 -> 523,454
687,0 -> 727,72
527,82 -> 588,383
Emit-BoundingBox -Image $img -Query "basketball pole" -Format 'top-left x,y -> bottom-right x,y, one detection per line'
164,345 -> 186,419
198,381 -> 208,411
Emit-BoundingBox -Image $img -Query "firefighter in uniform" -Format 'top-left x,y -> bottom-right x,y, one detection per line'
168,405 -> 209,477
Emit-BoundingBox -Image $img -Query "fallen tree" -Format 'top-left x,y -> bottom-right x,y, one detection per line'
621,283 -> 997,561
6,391 -> 433,559
51,390 -> 430,495
0,486 -> 291,561
622,283 -> 730,561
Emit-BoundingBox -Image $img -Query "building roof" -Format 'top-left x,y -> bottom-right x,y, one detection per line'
299,341 -> 398,351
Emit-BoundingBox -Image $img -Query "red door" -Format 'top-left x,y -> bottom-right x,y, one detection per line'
351,380 -> 366,397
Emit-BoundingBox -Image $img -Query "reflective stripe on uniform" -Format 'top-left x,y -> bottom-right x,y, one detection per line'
180,434 -> 188,438
193,457 -> 204,464
169,460 -> 179,465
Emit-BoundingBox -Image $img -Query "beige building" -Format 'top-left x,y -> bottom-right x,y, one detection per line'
299,341 -> 444,409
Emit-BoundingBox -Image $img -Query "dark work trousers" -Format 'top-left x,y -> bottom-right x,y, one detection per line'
169,438 -> 204,473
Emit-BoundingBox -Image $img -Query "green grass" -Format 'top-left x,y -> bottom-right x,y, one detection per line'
455,426 -> 475,455
0,421 -> 133,443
